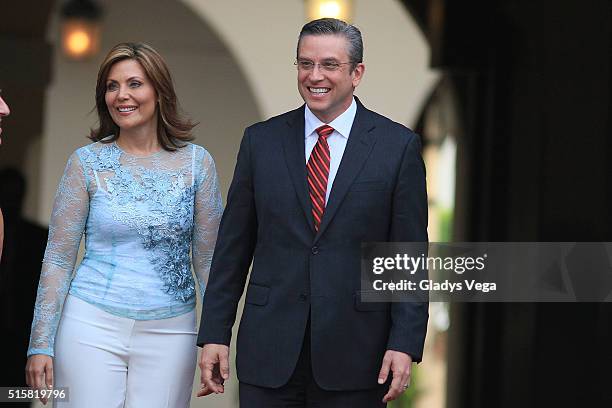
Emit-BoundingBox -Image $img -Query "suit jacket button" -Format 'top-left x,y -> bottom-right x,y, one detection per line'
299,293 -> 309,301
311,246 -> 319,254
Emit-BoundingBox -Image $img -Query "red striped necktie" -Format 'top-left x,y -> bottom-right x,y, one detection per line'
307,125 -> 334,231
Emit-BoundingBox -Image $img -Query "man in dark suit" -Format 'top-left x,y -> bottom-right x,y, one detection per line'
197,18 -> 428,407
0,168 -> 48,404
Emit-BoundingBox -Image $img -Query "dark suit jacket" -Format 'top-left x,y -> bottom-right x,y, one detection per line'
0,216 -> 47,387
197,98 -> 428,390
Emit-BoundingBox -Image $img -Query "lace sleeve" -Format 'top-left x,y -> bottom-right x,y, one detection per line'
27,151 -> 90,357
192,148 -> 223,300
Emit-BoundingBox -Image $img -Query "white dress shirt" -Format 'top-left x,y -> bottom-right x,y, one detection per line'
304,98 -> 357,204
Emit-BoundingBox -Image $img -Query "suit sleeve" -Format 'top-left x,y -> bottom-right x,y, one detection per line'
197,128 -> 258,346
386,132 -> 429,362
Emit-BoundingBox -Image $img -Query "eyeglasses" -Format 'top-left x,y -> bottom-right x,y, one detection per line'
294,60 -> 354,72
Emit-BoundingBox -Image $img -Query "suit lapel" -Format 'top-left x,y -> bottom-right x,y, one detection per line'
315,101 -> 377,242
282,106 -> 316,233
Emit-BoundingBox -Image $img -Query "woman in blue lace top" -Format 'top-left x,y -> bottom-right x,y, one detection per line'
25,43 -> 223,407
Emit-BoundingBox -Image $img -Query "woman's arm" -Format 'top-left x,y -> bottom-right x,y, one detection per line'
192,148 -> 223,301
27,151 -> 90,357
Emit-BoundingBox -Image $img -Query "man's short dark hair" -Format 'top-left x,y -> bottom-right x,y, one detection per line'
297,18 -> 363,70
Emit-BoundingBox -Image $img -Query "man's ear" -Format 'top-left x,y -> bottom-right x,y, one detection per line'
352,63 -> 365,88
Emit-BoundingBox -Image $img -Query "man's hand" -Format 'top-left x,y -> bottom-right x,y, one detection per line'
377,349 -> 413,403
197,344 -> 230,397
26,354 -> 53,405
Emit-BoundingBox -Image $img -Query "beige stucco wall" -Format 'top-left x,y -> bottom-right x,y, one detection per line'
182,0 -> 437,125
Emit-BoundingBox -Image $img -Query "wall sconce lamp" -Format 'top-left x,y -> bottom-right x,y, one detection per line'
61,0 -> 102,60
305,0 -> 353,23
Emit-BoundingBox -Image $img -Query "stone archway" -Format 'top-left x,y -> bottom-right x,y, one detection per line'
181,0 -> 438,125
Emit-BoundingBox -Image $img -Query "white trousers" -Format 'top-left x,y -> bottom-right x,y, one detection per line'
53,295 -> 197,408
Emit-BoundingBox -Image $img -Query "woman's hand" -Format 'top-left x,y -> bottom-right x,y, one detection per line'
26,354 -> 54,405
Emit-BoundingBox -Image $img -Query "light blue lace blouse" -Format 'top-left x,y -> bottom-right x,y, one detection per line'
27,141 -> 223,357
